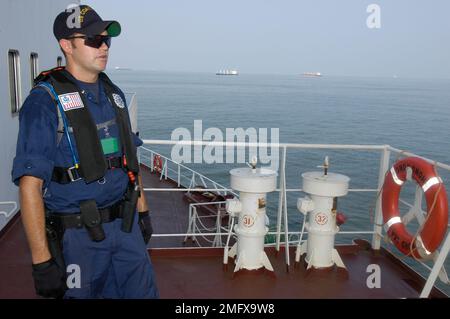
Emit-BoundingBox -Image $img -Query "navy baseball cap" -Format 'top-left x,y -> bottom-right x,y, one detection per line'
53,5 -> 121,41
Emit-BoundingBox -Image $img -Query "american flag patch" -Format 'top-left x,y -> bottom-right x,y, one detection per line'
58,92 -> 84,111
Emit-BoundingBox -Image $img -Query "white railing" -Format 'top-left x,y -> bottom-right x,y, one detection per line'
184,201 -> 231,247
139,146 -> 238,198
140,139 -> 450,298
0,201 -> 18,218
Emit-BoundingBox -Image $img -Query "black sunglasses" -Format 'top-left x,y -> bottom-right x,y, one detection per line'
67,35 -> 111,49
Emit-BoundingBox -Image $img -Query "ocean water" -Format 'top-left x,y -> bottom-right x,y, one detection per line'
111,70 -> 450,293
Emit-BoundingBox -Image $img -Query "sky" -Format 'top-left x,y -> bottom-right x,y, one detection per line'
85,0 -> 450,78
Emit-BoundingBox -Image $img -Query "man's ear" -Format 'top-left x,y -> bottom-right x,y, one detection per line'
59,39 -> 72,55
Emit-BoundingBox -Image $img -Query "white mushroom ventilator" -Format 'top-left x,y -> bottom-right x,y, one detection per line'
224,158 -> 277,273
295,157 -> 350,269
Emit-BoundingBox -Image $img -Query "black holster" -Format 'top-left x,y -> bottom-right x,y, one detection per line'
80,200 -> 105,242
121,182 -> 140,233
45,219 -> 65,271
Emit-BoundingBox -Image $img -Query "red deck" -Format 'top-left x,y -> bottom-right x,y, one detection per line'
0,165 -> 447,298
151,241 -> 447,299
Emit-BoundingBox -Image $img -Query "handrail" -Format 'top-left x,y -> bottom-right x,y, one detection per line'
141,188 -> 378,192
142,139 -> 388,150
141,140 -> 450,170
0,202 -> 18,218
140,146 -> 238,197
389,146 -> 450,171
152,230 -> 377,238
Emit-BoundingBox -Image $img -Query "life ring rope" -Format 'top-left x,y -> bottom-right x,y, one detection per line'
409,174 -> 443,260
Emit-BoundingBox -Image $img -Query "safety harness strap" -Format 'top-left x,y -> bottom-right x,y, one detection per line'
52,156 -> 125,184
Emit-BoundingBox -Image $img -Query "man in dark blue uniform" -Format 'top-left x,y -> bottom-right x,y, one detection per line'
11,5 -> 159,299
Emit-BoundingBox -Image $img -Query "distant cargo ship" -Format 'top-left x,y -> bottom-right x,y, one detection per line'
303,72 -> 322,77
216,69 -> 239,75
115,66 -> 132,71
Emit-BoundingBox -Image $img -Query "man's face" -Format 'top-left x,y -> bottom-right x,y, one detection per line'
65,30 -> 109,73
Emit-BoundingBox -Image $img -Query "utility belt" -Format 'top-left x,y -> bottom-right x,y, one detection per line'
46,181 -> 141,242
47,199 -> 124,231
52,156 -> 124,184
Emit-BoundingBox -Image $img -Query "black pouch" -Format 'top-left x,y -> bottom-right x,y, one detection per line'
121,183 -> 140,233
80,200 -> 105,242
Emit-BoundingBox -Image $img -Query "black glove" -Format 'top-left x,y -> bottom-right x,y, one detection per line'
32,258 -> 67,299
138,211 -> 153,244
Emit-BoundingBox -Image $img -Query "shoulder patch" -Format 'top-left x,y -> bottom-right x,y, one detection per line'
58,92 -> 84,111
112,93 -> 125,108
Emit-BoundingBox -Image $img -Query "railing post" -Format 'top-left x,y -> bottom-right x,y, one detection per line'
372,146 -> 391,250
213,183 -> 221,196
276,147 -> 286,252
188,173 -> 196,193
192,206 -> 198,242
184,204 -> 193,243
165,159 -> 168,180
282,147 -> 290,268
200,175 -> 207,188
420,232 -> 450,298
177,165 -> 181,187
215,205 -> 222,247
150,152 -> 154,172
137,147 -> 141,164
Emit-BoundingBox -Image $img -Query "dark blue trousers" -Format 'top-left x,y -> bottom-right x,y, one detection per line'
62,215 -> 159,299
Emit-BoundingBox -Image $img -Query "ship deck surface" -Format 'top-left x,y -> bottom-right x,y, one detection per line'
0,165 -> 446,298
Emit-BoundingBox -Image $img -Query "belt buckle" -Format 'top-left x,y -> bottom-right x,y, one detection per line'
106,158 -> 113,169
107,157 -> 121,169
67,166 -> 82,182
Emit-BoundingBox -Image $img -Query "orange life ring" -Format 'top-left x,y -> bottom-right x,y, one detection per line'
382,157 -> 448,259
153,155 -> 163,173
